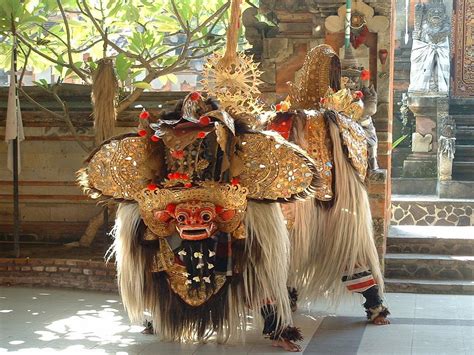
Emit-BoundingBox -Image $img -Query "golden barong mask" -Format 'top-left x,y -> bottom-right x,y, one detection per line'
153,200 -> 237,241
136,182 -> 248,237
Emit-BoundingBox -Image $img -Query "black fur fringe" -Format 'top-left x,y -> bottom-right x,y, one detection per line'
278,326 -> 304,342
152,272 -> 231,341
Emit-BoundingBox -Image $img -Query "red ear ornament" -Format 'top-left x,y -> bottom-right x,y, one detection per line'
154,210 -> 173,223
217,207 -> 236,221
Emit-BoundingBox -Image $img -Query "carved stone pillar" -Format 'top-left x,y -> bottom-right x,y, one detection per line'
437,97 -> 455,181
403,94 -> 444,178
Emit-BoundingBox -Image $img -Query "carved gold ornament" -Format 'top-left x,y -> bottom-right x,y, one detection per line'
201,52 -> 264,119
83,136 -> 152,200
333,112 -> 368,181
321,88 -> 364,121
236,132 -> 318,200
305,111 -> 334,201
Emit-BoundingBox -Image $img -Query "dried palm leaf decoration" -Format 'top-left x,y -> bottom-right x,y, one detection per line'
91,58 -> 118,146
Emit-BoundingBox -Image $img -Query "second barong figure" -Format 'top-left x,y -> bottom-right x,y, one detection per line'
267,44 -> 390,325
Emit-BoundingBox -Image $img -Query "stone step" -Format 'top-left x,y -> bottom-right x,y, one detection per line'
452,161 -> 474,181
451,114 -> 474,126
391,195 -> 473,226
385,278 -> 474,295
455,144 -> 474,158
455,126 -> 474,140
439,180 -> 474,199
391,178 -> 437,195
384,253 -> 474,281
388,226 -> 474,256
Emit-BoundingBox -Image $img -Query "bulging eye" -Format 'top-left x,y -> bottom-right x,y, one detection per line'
176,214 -> 187,223
201,212 -> 212,222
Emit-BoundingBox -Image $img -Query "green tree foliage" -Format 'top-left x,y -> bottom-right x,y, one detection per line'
0,0 -> 231,111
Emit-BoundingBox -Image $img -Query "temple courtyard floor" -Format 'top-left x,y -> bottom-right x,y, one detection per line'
0,286 -> 472,354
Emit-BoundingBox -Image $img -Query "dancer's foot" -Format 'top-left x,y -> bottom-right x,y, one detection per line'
141,320 -> 154,334
373,314 -> 390,325
272,339 -> 302,352
366,305 -> 390,325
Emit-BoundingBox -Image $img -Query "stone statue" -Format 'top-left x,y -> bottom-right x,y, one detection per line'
408,0 -> 450,93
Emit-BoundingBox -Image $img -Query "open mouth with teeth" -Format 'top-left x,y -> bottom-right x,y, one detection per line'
177,224 -> 217,240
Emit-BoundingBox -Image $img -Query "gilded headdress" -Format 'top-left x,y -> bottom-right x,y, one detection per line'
288,44 -> 341,110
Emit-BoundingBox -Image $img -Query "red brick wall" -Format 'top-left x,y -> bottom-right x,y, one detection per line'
0,258 -> 117,292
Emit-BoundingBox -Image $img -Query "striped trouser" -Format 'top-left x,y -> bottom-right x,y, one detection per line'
341,267 -> 377,293
342,268 -> 387,319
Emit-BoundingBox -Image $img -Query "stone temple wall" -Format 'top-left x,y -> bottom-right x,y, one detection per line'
0,86 -> 184,242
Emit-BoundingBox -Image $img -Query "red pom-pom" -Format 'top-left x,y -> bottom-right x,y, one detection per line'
231,177 -> 239,186
171,150 -> 184,159
361,69 -> 371,81
197,131 -> 206,139
354,90 -> 364,100
320,97 -> 327,104
139,110 -> 150,120
189,92 -> 200,101
171,173 -> 179,179
138,129 -> 147,137
199,116 -> 211,126
150,135 -> 160,142
147,183 -> 157,190
275,103 -> 282,111
181,173 -> 189,180
184,182 -> 192,188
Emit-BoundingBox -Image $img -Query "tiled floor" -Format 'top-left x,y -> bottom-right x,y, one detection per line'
0,287 -> 472,354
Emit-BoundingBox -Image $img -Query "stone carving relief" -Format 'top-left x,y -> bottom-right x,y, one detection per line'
452,0 -> 474,97
438,106 -> 456,181
412,132 -> 433,153
324,1 -> 389,34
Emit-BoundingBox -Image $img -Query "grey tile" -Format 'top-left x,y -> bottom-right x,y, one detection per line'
357,347 -> 411,355
411,346 -> 468,355
139,341 -> 198,355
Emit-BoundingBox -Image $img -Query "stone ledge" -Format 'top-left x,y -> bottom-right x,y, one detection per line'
0,258 -> 117,293
385,278 -> 474,295
391,197 -> 473,226
385,253 -> 474,281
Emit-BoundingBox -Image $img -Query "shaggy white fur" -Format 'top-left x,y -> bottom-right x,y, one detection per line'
244,201 -> 293,330
107,201 -> 293,342
290,117 -> 384,302
108,203 -> 146,324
